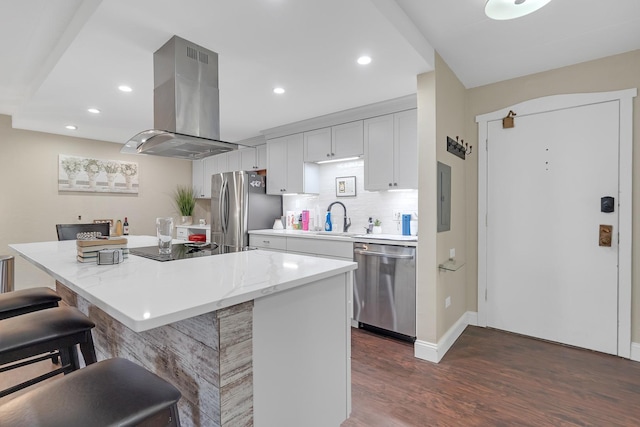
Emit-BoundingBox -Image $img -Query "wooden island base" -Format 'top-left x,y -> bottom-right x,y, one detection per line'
57,281 -> 253,427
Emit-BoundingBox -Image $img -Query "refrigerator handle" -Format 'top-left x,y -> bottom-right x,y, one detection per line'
221,180 -> 229,234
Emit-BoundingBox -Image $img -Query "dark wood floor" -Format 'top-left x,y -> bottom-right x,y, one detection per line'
343,326 -> 640,426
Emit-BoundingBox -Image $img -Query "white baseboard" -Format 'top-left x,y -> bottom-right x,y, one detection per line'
631,342 -> 640,362
414,314 -> 640,364
414,311 -> 477,363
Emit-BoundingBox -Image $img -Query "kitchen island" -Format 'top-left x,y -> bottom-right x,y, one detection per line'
10,236 -> 356,427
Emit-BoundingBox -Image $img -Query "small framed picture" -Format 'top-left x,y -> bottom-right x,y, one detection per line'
336,176 -> 356,197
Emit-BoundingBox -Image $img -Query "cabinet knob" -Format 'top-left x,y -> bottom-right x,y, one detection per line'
388,183 -> 393,187
394,183 -> 398,186
326,153 -> 331,157
331,153 -> 335,156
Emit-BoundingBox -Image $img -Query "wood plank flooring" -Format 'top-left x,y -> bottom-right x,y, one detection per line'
343,326 -> 640,426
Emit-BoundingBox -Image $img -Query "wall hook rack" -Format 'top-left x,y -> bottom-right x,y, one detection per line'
446,136 -> 472,160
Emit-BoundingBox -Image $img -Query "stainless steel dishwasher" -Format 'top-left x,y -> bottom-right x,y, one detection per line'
353,242 -> 416,340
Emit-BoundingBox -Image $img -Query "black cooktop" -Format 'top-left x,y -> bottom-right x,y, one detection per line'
129,243 -> 216,262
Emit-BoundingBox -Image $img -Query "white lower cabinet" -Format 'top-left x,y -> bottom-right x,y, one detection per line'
249,235 -> 287,252
250,234 -> 353,261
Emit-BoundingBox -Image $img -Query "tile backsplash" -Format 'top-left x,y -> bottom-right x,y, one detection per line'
283,160 -> 418,235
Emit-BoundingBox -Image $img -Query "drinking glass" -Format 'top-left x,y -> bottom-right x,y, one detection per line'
156,217 -> 173,254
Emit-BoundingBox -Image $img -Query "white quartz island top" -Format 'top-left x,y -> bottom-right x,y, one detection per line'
10,236 -> 356,332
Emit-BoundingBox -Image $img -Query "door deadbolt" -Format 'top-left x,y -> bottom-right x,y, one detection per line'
601,196 -> 615,213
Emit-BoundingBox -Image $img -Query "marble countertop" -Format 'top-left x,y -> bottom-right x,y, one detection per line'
10,236 -> 356,332
250,229 -> 418,247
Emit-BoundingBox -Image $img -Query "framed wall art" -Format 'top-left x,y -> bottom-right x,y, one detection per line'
58,155 -> 139,194
336,176 -> 356,197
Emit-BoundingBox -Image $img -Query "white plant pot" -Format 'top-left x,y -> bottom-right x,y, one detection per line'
180,216 -> 193,225
372,226 -> 382,234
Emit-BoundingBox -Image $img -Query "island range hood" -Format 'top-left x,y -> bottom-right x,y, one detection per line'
121,36 -> 238,160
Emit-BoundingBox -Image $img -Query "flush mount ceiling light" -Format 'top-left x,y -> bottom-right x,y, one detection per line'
357,55 -> 372,65
118,85 -> 132,92
485,0 -> 552,20
273,87 -> 285,94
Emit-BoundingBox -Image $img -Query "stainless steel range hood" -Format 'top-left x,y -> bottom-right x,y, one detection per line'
121,36 -> 238,160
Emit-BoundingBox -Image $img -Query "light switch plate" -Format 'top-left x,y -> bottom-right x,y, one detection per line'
449,248 -> 455,259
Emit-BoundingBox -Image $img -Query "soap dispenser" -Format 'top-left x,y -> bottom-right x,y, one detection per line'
367,217 -> 374,234
324,211 -> 332,232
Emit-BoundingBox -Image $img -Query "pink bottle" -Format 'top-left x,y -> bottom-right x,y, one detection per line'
301,210 -> 310,231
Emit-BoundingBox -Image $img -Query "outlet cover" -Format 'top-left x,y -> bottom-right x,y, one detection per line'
445,296 -> 451,308
449,248 -> 455,259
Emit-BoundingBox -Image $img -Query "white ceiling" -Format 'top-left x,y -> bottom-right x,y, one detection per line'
1,0 -> 639,146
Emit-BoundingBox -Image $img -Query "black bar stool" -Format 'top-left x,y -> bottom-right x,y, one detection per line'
0,306 -> 97,398
0,287 -> 61,320
0,357 -> 182,427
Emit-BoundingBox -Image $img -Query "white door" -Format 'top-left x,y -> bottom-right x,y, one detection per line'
486,101 -> 620,355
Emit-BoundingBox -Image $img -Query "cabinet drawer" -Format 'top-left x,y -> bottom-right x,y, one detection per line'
176,227 -> 189,239
249,235 -> 287,251
286,238 -> 353,260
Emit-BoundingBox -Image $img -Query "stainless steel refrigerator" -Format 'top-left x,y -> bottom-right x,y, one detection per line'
210,171 -> 282,254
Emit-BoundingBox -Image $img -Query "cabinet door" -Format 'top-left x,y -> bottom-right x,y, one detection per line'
364,114 -> 395,191
256,144 -> 267,169
215,153 -> 229,174
266,137 -> 289,195
226,150 -> 241,172
240,147 -> 257,170
192,159 -> 206,198
332,121 -> 363,159
285,133 -> 305,193
394,109 -> 418,189
303,128 -> 332,162
202,156 -> 218,198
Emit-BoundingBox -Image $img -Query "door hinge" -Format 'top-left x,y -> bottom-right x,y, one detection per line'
485,213 -> 488,227
486,138 -> 489,151
485,288 -> 488,301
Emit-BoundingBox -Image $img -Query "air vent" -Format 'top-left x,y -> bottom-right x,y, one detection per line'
186,45 -> 198,61
199,51 -> 209,65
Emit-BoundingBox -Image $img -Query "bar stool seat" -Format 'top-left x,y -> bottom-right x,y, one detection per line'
0,357 -> 182,427
0,287 -> 61,320
0,306 -> 97,398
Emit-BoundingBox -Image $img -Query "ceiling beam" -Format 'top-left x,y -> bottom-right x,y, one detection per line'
368,0 -> 435,70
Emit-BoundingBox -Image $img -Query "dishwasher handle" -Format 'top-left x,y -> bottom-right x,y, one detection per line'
354,249 -> 414,259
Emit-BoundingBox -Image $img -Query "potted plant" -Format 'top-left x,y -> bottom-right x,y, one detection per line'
173,185 -> 196,225
373,219 -> 382,234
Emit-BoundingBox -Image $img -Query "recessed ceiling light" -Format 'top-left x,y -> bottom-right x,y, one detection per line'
87,108 -> 100,114
357,56 -> 372,65
273,87 -> 285,94
485,0 -> 552,20
65,125 -> 77,130
118,85 -> 132,92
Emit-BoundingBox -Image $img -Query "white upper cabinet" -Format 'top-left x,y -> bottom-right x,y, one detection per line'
256,144 -> 267,169
267,134 -> 319,195
192,159 -> 206,198
239,147 -> 259,170
226,150 -> 241,172
303,128 -> 332,162
303,121 -> 363,163
332,121 -> 363,159
364,109 -> 417,191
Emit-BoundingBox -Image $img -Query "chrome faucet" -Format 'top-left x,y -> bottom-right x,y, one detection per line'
327,201 -> 351,232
